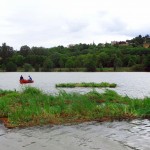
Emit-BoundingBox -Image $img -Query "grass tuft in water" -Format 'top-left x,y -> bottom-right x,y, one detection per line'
56,82 -> 117,88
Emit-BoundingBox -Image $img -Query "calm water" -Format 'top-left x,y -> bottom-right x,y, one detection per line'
0,72 -> 150,98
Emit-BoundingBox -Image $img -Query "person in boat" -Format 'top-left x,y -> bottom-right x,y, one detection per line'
28,75 -> 32,81
20,75 -> 24,80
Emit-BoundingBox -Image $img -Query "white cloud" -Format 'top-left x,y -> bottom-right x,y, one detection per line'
0,0 -> 150,49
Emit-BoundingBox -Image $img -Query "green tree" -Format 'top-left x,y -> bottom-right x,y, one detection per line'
65,58 -> 75,71
51,52 -> 60,68
20,45 -> 31,57
0,43 -> 14,63
97,52 -> 109,67
84,54 -> 96,72
59,57 -> 65,68
31,47 -> 48,56
34,64 -> 40,72
23,63 -> 33,72
113,57 -> 122,71
99,63 -> 103,71
6,61 -> 17,72
144,55 -> 150,71
110,54 -> 123,71
129,35 -> 144,47
10,54 -> 24,67
42,58 -> 53,71
128,59 -> 135,67
1,64 -> 5,71
122,55 -> 131,67
25,55 -> 37,67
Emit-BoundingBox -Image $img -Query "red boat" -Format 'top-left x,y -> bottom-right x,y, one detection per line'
20,79 -> 34,84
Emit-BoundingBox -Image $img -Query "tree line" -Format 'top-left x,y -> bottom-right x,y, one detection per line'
1,35 -> 150,72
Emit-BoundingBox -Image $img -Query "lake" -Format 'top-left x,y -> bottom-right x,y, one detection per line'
1,72 -> 150,98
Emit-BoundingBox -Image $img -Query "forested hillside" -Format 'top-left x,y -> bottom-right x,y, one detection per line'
1,35 -> 150,72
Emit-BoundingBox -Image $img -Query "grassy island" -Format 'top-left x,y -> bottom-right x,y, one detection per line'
56,82 -> 117,88
0,87 -> 150,128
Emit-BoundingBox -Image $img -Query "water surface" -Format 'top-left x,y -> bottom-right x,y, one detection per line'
1,72 -> 150,98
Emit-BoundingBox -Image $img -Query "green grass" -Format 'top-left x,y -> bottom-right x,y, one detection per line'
56,82 -> 117,88
0,87 -> 150,128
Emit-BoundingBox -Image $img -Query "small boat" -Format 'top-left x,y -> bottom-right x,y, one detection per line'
20,79 -> 34,84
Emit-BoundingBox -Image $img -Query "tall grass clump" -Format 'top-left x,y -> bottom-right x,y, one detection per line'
0,89 -> 16,96
0,87 -> 150,128
0,90 -> 20,117
128,97 -> 150,118
22,86 -> 43,95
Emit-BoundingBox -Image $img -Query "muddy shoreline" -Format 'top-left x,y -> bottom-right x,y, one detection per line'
0,120 -> 150,150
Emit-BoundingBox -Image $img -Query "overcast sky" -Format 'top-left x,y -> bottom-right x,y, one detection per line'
0,0 -> 150,50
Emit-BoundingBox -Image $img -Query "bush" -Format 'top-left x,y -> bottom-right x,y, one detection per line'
132,64 -> 144,71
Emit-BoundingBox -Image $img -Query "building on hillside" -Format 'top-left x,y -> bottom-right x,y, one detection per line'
111,41 -> 118,45
111,41 -> 128,46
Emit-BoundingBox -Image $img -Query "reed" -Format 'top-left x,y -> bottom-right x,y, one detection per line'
0,87 -> 149,128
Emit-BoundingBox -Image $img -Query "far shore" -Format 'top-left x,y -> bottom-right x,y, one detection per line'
0,67 -> 142,72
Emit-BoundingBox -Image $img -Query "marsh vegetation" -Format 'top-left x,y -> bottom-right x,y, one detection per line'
0,87 -> 150,128
56,82 -> 117,88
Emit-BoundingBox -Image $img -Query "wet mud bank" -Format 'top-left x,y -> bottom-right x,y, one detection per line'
0,120 -> 150,150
